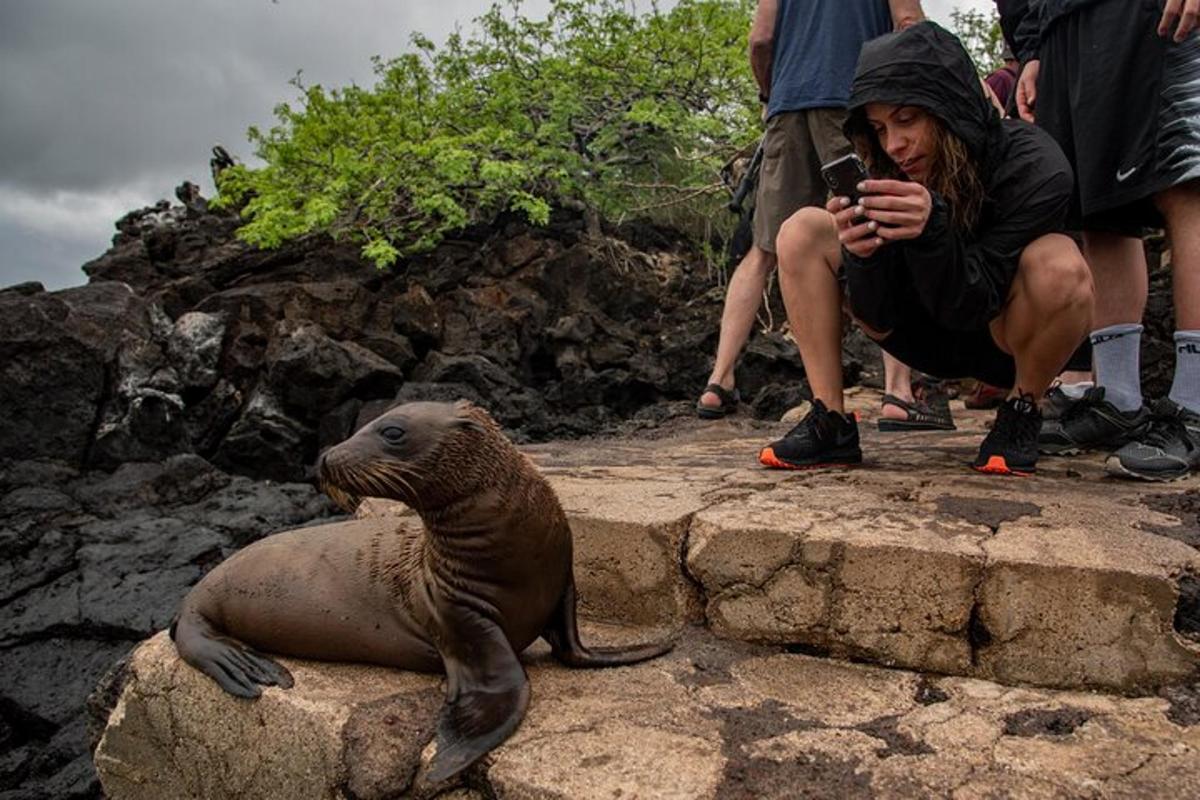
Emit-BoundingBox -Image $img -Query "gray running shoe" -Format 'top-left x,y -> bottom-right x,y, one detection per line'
1037,386 -> 1150,455
1106,399 -> 1200,481
1041,384 -> 1080,421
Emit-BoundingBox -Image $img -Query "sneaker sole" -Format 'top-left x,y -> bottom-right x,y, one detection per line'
1104,455 -> 1191,482
1038,444 -> 1084,456
972,455 -> 1035,477
758,447 -> 862,470
877,420 -> 956,432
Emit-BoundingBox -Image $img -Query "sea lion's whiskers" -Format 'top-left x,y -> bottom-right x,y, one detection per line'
379,462 -> 423,493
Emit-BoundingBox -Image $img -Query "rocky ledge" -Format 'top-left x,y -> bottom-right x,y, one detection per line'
94,628 -> 1200,799
89,396 -> 1200,798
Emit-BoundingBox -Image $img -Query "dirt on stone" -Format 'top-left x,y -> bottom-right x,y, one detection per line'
1140,490 -> 1200,548
1002,708 -> 1094,738
934,495 -> 1041,532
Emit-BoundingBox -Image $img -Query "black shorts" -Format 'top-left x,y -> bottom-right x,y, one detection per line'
841,272 -> 1017,389
873,304 -> 1016,390
1036,0 -> 1192,234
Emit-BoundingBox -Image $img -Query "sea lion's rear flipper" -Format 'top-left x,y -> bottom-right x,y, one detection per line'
171,609 -> 294,699
542,573 -> 675,668
423,621 -> 530,787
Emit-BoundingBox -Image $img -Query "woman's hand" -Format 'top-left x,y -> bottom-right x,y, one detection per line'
826,195 -> 883,258
857,179 -> 932,241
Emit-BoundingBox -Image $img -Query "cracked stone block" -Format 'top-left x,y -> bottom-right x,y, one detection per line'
688,486 -> 989,676
543,469 -> 711,628
976,524 -> 1200,691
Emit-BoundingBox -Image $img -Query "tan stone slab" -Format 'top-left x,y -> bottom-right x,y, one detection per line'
545,468 -> 715,627
978,522 -> 1200,690
688,477 -> 992,676
684,454 -> 1200,690
94,629 -> 1200,800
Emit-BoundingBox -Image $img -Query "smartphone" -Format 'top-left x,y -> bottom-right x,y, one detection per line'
820,153 -> 870,207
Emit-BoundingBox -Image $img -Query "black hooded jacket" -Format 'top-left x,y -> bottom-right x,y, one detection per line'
840,22 -> 1073,332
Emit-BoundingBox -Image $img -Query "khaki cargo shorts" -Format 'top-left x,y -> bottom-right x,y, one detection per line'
753,108 -> 851,254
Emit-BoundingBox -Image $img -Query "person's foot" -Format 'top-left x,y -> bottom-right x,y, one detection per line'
1037,387 -> 1151,455
759,399 -> 862,469
973,394 -> 1041,476
1105,399 -> 1200,481
1040,384 -> 1077,420
878,394 -> 955,431
696,383 -> 739,419
963,382 -> 1007,410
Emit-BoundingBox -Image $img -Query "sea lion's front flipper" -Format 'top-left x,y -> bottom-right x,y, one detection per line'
541,573 -> 675,668
171,610 -> 294,699
422,620 -> 530,787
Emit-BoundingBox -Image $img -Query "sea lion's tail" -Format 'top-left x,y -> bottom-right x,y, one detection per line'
171,599 -> 294,698
541,574 -> 676,668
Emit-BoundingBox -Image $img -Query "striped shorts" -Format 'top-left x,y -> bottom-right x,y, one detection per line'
1157,32 -> 1200,190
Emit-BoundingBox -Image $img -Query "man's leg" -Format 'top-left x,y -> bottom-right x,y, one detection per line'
698,245 -> 777,410
1037,231 -> 1152,454
1105,183 -> 1200,480
1083,231 -> 1148,412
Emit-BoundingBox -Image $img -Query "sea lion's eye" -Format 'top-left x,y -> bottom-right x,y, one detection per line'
381,426 -> 406,444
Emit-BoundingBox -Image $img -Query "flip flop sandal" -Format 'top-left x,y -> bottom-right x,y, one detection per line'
877,393 -> 956,431
696,383 -> 740,419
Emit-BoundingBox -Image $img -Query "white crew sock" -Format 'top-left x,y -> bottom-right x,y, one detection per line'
1090,323 -> 1143,412
1169,330 -> 1200,414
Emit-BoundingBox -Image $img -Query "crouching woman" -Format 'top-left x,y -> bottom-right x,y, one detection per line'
758,21 -> 1093,476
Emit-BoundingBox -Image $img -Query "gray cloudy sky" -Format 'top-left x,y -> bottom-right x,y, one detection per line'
0,0 -> 986,290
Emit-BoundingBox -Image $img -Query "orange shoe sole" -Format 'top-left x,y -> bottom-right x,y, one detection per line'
972,455 -> 1034,477
758,447 -> 861,471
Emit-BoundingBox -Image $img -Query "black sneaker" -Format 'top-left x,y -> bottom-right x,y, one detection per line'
973,394 -> 1041,476
1037,386 -> 1150,455
759,400 -> 862,469
1105,399 -> 1200,481
1041,384 -> 1083,421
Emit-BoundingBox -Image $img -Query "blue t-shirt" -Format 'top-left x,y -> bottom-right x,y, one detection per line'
767,0 -> 894,118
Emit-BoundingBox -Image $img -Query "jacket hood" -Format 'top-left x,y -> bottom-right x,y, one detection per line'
844,22 -> 1003,168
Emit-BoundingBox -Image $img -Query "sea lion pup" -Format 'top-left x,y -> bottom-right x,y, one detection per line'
171,400 -> 673,785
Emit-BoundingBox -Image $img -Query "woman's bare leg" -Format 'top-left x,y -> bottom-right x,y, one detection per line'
990,233 -> 1094,401
775,207 -> 847,412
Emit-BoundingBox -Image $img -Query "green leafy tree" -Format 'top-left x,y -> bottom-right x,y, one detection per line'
214,0 -> 759,268
949,5 -> 1005,75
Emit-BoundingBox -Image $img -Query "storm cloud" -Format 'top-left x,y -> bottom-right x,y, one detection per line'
0,0 -> 981,290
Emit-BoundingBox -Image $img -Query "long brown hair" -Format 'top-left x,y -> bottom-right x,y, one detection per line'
850,113 -> 986,232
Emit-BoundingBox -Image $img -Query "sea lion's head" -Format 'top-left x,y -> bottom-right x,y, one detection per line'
317,400 -> 499,513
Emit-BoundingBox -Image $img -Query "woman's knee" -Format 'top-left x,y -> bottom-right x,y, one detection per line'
1018,235 -> 1094,311
776,207 -> 836,277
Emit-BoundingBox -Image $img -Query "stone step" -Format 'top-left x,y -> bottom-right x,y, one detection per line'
351,392 -> 1200,692
93,626 -> 1200,799
524,393 -> 1200,693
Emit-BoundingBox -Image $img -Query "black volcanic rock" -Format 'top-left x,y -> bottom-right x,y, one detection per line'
0,283 -> 155,466
0,454 -> 339,799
